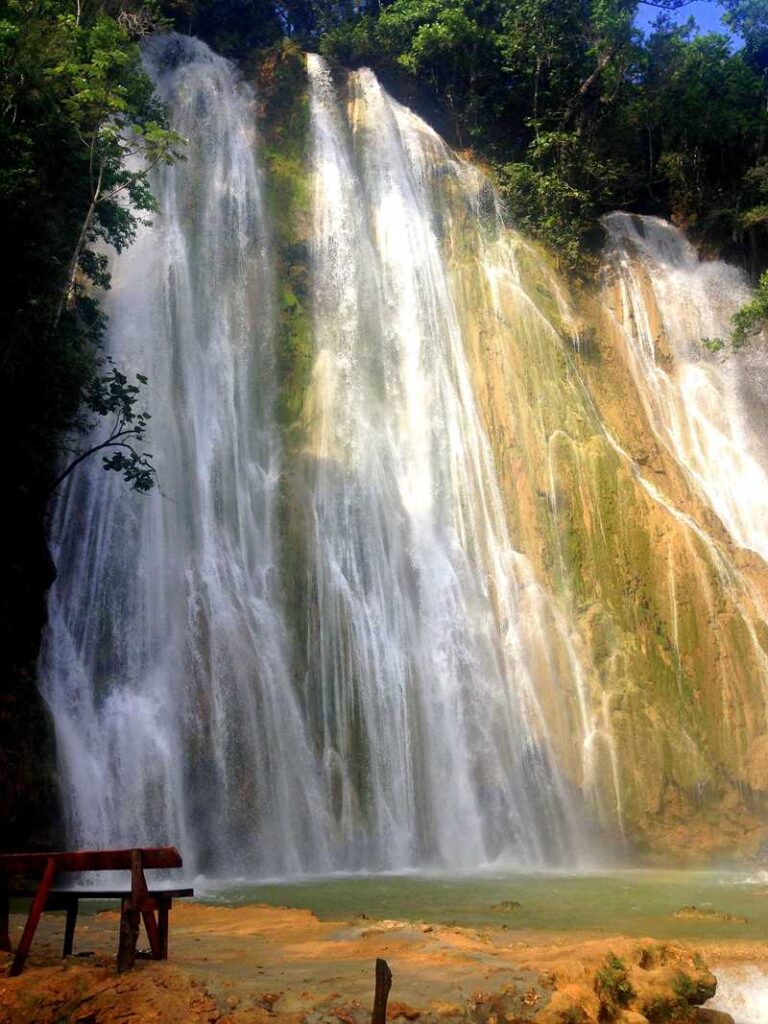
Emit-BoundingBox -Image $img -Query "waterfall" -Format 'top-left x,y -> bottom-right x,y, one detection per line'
40,38 -> 594,875
603,212 -> 768,564
41,27 -> 768,876
300,55 -> 585,868
40,35 -> 331,876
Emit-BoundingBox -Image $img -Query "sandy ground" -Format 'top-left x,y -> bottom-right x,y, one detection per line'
0,902 -> 761,1023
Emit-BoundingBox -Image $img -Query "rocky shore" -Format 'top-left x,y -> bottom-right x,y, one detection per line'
0,903 -> 754,1024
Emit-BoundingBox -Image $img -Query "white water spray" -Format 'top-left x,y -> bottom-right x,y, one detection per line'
41,36 -> 330,876
603,212 -> 768,564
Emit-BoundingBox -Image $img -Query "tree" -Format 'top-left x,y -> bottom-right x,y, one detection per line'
1,0 -> 184,510
47,10 -> 184,322
0,0 -> 183,720
719,0 -> 768,72
732,269 -> 768,344
51,365 -> 157,493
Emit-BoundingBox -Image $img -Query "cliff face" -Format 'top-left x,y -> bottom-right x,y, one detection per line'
452,212 -> 768,860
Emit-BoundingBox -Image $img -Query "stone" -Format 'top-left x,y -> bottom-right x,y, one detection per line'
692,1010 -> 736,1023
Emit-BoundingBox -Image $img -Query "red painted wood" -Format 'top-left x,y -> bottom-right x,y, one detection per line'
141,909 -> 162,959
158,901 -> 170,960
132,850 -> 162,961
0,847 -> 182,874
1,848 -> 190,975
9,857 -> 56,976
0,890 -> 9,954
117,850 -> 143,972
117,894 -> 139,973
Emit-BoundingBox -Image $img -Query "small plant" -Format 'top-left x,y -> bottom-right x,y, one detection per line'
672,967 -> 716,1007
732,269 -> 768,347
701,336 -> 725,353
595,953 -> 635,1013
673,972 -> 695,1001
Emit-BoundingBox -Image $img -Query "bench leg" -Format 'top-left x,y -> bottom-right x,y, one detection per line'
63,898 -> 78,957
0,888 -> 10,954
157,899 -> 170,960
117,896 -> 140,972
141,908 -> 162,960
10,857 -> 56,977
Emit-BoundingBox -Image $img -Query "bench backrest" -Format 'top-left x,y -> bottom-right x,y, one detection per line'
0,847 -> 182,874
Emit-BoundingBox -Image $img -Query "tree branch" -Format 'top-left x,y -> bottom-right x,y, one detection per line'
50,435 -> 153,494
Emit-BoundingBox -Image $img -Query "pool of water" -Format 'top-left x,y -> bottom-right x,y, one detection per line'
197,868 -> 768,942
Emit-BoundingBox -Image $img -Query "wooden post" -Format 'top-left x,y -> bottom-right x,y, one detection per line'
10,857 -> 56,976
63,897 -> 78,956
372,958 -> 392,1024
117,850 -> 143,971
117,895 -> 139,972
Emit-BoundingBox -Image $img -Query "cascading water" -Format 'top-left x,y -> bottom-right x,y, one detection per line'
40,37 -> 594,875
603,212 -> 768,564
40,35 -> 331,876
300,55 -> 586,868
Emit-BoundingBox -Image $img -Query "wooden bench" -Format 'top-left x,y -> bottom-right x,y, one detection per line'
0,847 -> 193,976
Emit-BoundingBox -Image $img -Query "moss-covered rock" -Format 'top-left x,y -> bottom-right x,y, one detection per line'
451,194 -> 768,858
252,40 -> 314,442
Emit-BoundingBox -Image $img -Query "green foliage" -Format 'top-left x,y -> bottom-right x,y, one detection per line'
721,0 -> 768,72
254,40 -> 314,436
594,953 -> 635,1012
0,0 -> 180,484
643,997 -> 687,1023
313,0 -> 768,275
701,337 -> 726,353
1,0 -> 181,682
496,132 -> 625,272
54,364 -> 157,493
158,0 -> 768,276
671,971 -> 696,1001
636,21 -> 766,242
180,0 -> 285,58
732,269 -> 768,345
